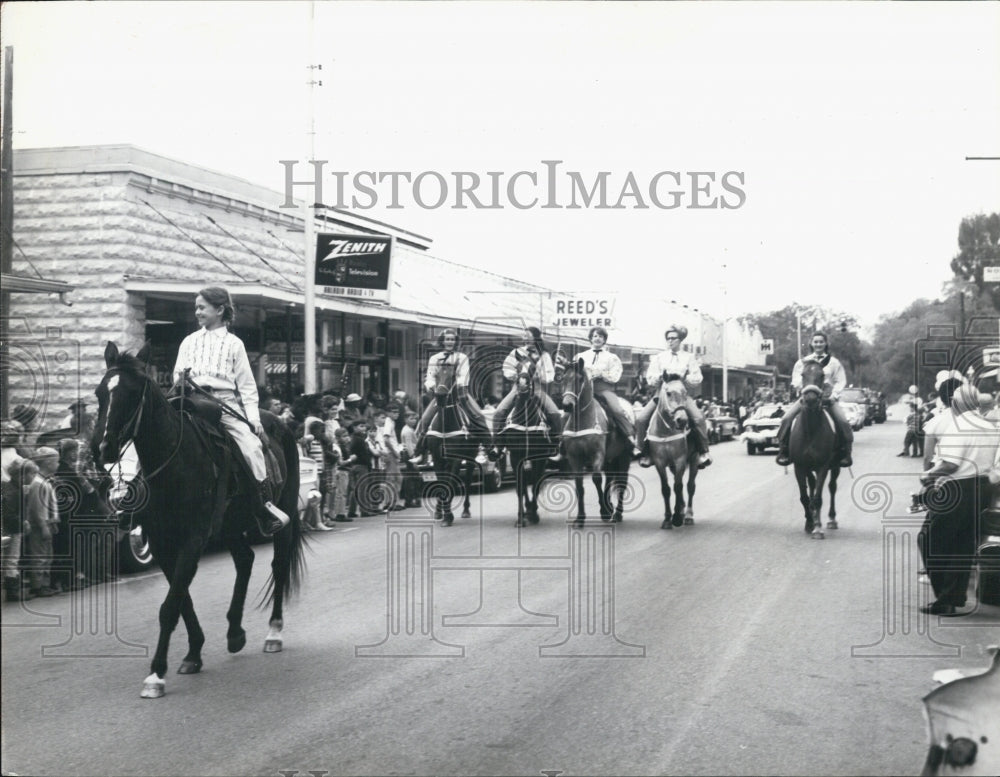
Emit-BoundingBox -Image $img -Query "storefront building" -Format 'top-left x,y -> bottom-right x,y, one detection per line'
5,145 -> 765,429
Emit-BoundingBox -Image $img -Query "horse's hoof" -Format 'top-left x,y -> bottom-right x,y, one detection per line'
600,514 -> 612,522
612,512 -> 623,523
227,632 -> 247,654
177,659 -> 202,674
572,519 -> 585,529
461,509 -> 471,520
671,515 -> 684,527
804,520 -> 814,533
263,638 -> 283,653
683,517 -> 694,526
140,673 -> 165,699
528,512 -> 540,525
661,519 -> 673,530
441,517 -> 454,527
811,530 -> 825,540
826,520 -> 838,530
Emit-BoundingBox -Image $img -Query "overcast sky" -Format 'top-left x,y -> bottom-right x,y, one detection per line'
3,1 -> 998,332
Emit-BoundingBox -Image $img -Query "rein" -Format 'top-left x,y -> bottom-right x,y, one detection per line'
109,368 -> 186,481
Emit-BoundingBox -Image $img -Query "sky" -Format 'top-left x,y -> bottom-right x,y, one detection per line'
2,1 -> 999,333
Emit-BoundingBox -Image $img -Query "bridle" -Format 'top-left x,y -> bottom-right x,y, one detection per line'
102,368 -> 186,481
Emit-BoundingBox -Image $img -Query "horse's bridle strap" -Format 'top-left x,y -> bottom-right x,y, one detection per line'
648,431 -> 686,443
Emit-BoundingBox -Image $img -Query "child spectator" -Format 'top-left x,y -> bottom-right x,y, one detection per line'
2,458 -> 33,602
366,415 -> 388,511
300,418 -> 332,531
344,420 -> 373,518
330,428 -> 352,522
25,448 -> 60,597
400,411 -> 421,508
380,404 -> 404,510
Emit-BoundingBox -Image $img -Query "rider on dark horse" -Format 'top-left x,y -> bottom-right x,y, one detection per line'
488,326 -> 564,462
634,325 -> 713,470
171,286 -> 289,537
413,328 -> 491,454
556,326 -> 638,452
774,331 -> 854,468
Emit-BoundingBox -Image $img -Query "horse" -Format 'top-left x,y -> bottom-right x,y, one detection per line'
495,364 -> 559,527
559,356 -> 632,528
788,360 -> 841,539
92,342 -> 305,698
423,370 -> 492,527
647,375 -> 700,530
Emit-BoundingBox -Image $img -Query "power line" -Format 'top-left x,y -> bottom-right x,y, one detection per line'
140,199 -> 247,281
204,215 -> 300,290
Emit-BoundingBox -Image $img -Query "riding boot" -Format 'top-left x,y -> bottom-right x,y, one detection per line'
838,439 -> 853,468
256,478 -> 290,536
638,441 -> 653,469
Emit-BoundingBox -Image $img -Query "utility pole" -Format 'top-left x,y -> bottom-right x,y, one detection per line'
721,263 -> 728,402
1,47 -> 14,417
303,0 -> 319,394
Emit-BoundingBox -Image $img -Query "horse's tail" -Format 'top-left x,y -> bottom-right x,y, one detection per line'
260,414 -> 308,607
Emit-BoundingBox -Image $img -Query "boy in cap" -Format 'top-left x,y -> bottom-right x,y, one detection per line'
634,325 -> 712,469
25,447 -> 60,597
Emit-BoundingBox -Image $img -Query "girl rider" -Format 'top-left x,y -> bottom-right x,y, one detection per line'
172,286 -> 289,536
413,328 -> 491,452
774,331 -> 854,468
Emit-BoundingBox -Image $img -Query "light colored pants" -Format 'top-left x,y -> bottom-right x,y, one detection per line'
326,469 -> 349,516
2,534 -> 22,579
217,392 -> 266,481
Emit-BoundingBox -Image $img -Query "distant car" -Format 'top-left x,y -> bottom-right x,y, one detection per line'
840,401 -> 867,431
707,413 -> 739,444
839,388 -> 870,430
741,404 -> 787,455
872,392 -> 887,423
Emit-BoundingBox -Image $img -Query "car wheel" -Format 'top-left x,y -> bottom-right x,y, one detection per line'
747,441 -> 756,455
119,524 -> 155,573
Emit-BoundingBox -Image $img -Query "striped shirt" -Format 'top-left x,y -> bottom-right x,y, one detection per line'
503,347 -> 555,385
173,326 -> 260,424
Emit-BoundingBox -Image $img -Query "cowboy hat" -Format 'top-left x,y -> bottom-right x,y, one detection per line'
344,393 -> 362,403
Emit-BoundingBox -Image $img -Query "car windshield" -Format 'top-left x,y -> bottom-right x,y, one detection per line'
751,405 -> 785,420
840,389 -> 866,404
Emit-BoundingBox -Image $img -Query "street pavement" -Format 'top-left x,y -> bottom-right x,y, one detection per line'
2,419 -> 998,776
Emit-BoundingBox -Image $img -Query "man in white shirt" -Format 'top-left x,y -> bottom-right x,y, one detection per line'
634,326 -> 712,469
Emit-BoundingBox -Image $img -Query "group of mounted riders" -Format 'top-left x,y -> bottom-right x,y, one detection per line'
165,286 -> 854,540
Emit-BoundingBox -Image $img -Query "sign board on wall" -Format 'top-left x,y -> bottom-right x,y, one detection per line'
315,233 -> 393,302
760,339 -> 775,355
544,295 -> 616,332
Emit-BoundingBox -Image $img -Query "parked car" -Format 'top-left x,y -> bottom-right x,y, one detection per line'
741,403 -> 788,455
872,392 -> 888,423
415,444 -> 513,493
839,388 -> 870,430
707,412 -> 739,444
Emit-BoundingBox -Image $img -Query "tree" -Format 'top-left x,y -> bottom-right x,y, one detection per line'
949,212 -> 1000,311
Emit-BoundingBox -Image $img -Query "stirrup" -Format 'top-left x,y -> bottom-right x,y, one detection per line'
775,451 -> 791,467
260,501 -> 290,536
638,455 -> 653,469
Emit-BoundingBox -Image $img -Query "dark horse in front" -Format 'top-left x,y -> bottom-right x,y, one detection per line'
495,363 -> 559,526
423,370 -> 492,527
788,361 -> 842,539
93,343 -> 306,697
559,356 -> 632,527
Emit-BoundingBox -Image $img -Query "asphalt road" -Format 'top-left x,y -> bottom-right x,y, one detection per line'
3,419 -> 998,777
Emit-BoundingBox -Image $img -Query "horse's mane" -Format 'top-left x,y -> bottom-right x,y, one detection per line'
113,351 -> 151,378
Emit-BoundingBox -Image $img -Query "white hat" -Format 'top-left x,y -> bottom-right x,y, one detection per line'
934,370 -> 964,392
345,393 -> 362,403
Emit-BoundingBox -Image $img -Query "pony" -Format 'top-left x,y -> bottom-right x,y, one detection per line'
495,363 -> 558,527
788,360 -> 841,539
92,342 -> 305,698
558,356 -> 632,527
647,375 -> 700,530
423,363 -> 492,527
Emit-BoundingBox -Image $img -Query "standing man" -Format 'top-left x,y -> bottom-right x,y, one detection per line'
634,325 -> 712,469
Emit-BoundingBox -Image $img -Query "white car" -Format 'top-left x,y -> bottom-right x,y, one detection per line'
741,404 -> 788,455
840,402 -> 866,431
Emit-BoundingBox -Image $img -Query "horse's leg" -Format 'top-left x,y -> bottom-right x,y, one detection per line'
573,474 -> 586,527
462,460 -> 472,519
515,456 -> 527,527
811,471 -> 828,539
656,461 -> 673,529
684,459 -> 697,526
223,522 -> 254,655
795,466 -> 813,533
143,534 -> 205,698
827,469 -> 839,530
527,464 -> 542,524
595,471 -> 611,521
265,525 -> 290,653
673,460 -> 687,527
